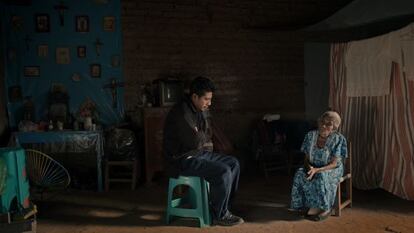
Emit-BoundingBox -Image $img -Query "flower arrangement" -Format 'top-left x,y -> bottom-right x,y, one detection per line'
77,97 -> 99,123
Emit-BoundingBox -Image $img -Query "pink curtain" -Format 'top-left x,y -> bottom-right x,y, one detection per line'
329,43 -> 414,200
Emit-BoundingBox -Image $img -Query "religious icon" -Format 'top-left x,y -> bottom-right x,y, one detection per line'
94,38 -> 103,56
54,1 -> 68,26
90,64 -> 101,78
11,15 -> 23,31
103,16 -> 115,31
35,14 -> 50,32
103,78 -> 124,108
38,44 -> 48,57
93,0 -> 108,4
24,66 -> 40,77
76,15 -> 89,32
5,0 -> 31,5
8,85 -> 22,102
111,55 -> 120,67
8,48 -> 17,62
77,46 -> 86,58
72,73 -> 81,82
24,35 -> 32,51
56,47 -> 70,64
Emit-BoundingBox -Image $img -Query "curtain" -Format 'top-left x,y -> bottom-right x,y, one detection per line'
329,43 -> 414,200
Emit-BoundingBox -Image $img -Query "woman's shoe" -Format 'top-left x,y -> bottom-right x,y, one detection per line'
299,208 -> 310,217
287,208 -> 309,217
311,210 -> 330,221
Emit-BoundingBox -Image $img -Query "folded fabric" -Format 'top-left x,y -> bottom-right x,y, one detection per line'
399,24 -> 414,80
345,33 -> 394,97
263,114 -> 280,122
401,41 -> 414,80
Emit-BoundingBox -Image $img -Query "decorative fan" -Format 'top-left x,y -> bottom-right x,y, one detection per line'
24,149 -> 71,198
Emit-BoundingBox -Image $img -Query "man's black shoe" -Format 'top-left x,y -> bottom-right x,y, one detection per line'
213,211 -> 244,226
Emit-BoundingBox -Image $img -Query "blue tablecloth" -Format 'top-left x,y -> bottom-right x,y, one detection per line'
12,131 -> 104,192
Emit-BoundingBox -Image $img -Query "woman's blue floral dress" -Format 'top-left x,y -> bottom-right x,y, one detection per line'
290,130 -> 347,211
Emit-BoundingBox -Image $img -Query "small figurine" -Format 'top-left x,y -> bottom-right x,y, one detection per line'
48,120 -> 54,131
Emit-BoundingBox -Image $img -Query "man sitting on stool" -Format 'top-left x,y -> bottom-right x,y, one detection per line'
163,76 -> 244,226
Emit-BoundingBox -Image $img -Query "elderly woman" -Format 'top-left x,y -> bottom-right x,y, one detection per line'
290,111 -> 347,221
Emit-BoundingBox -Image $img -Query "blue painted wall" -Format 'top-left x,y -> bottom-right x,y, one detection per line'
1,0 -> 124,128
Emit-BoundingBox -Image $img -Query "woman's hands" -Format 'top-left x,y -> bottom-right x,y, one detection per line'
304,155 -> 318,180
306,166 -> 320,180
306,157 -> 339,180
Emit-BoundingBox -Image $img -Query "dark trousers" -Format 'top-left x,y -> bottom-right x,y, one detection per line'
179,151 -> 240,219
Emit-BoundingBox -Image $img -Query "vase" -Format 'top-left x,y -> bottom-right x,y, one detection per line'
84,116 -> 92,130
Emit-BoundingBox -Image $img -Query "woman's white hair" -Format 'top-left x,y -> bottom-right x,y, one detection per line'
319,111 -> 341,130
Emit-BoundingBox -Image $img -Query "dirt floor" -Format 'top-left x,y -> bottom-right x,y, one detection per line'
32,174 -> 414,233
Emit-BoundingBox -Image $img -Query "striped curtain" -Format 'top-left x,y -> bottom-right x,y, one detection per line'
329,43 -> 414,200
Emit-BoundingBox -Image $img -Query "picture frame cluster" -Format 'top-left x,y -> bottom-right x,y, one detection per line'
15,6 -> 119,81
33,14 -> 116,33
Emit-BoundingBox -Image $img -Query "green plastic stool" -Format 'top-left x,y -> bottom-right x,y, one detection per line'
0,147 -> 30,214
166,176 -> 212,227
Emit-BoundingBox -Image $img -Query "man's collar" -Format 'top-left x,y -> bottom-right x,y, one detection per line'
185,94 -> 198,113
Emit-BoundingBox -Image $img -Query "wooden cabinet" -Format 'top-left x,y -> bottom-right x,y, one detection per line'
143,107 -> 171,183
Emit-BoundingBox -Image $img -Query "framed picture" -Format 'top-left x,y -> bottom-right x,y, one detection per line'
24,66 -> 40,77
93,0 -> 108,4
5,0 -> 31,5
8,85 -> 22,102
38,44 -> 48,57
76,15 -> 89,32
77,46 -> 86,58
72,73 -> 81,82
35,14 -> 50,32
8,48 -> 17,62
11,15 -> 23,31
111,55 -> 120,67
90,64 -> 101,78
56,47 -> 70,64
103,16 -> 115,31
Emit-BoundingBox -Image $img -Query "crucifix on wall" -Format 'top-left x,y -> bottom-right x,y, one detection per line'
94,38 -> 103,56
24,34 -> 32,51
54,1 -> 68,26
103,78 -> 124,108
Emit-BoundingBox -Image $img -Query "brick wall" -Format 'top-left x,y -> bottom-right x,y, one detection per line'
121,0 -> 350,147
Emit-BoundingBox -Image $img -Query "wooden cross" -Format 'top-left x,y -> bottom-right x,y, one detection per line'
54,1 -> 68,26
103,78 -> 124,108
94,38 -> 103,56
24,34 -> 32,51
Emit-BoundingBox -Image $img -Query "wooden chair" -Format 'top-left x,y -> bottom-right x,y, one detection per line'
104,159 -> 138,191
253,120 -> 289,179
103,128 -> 139,191
333,142 -> 352,216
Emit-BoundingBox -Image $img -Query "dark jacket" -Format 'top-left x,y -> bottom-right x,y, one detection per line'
163,95 -> 213,177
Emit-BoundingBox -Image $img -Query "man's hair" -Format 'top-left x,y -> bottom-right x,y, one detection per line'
189,76 -> 216,96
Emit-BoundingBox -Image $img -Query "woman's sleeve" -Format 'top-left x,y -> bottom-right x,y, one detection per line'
331,134 -> 348,159
300,131 -> 312,155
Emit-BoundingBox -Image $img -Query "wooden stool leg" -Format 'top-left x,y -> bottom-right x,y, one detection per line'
335,183 -> 342,216
131,160 -> 138,190
349,177 -> 353,207
105,161 -> 110,192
